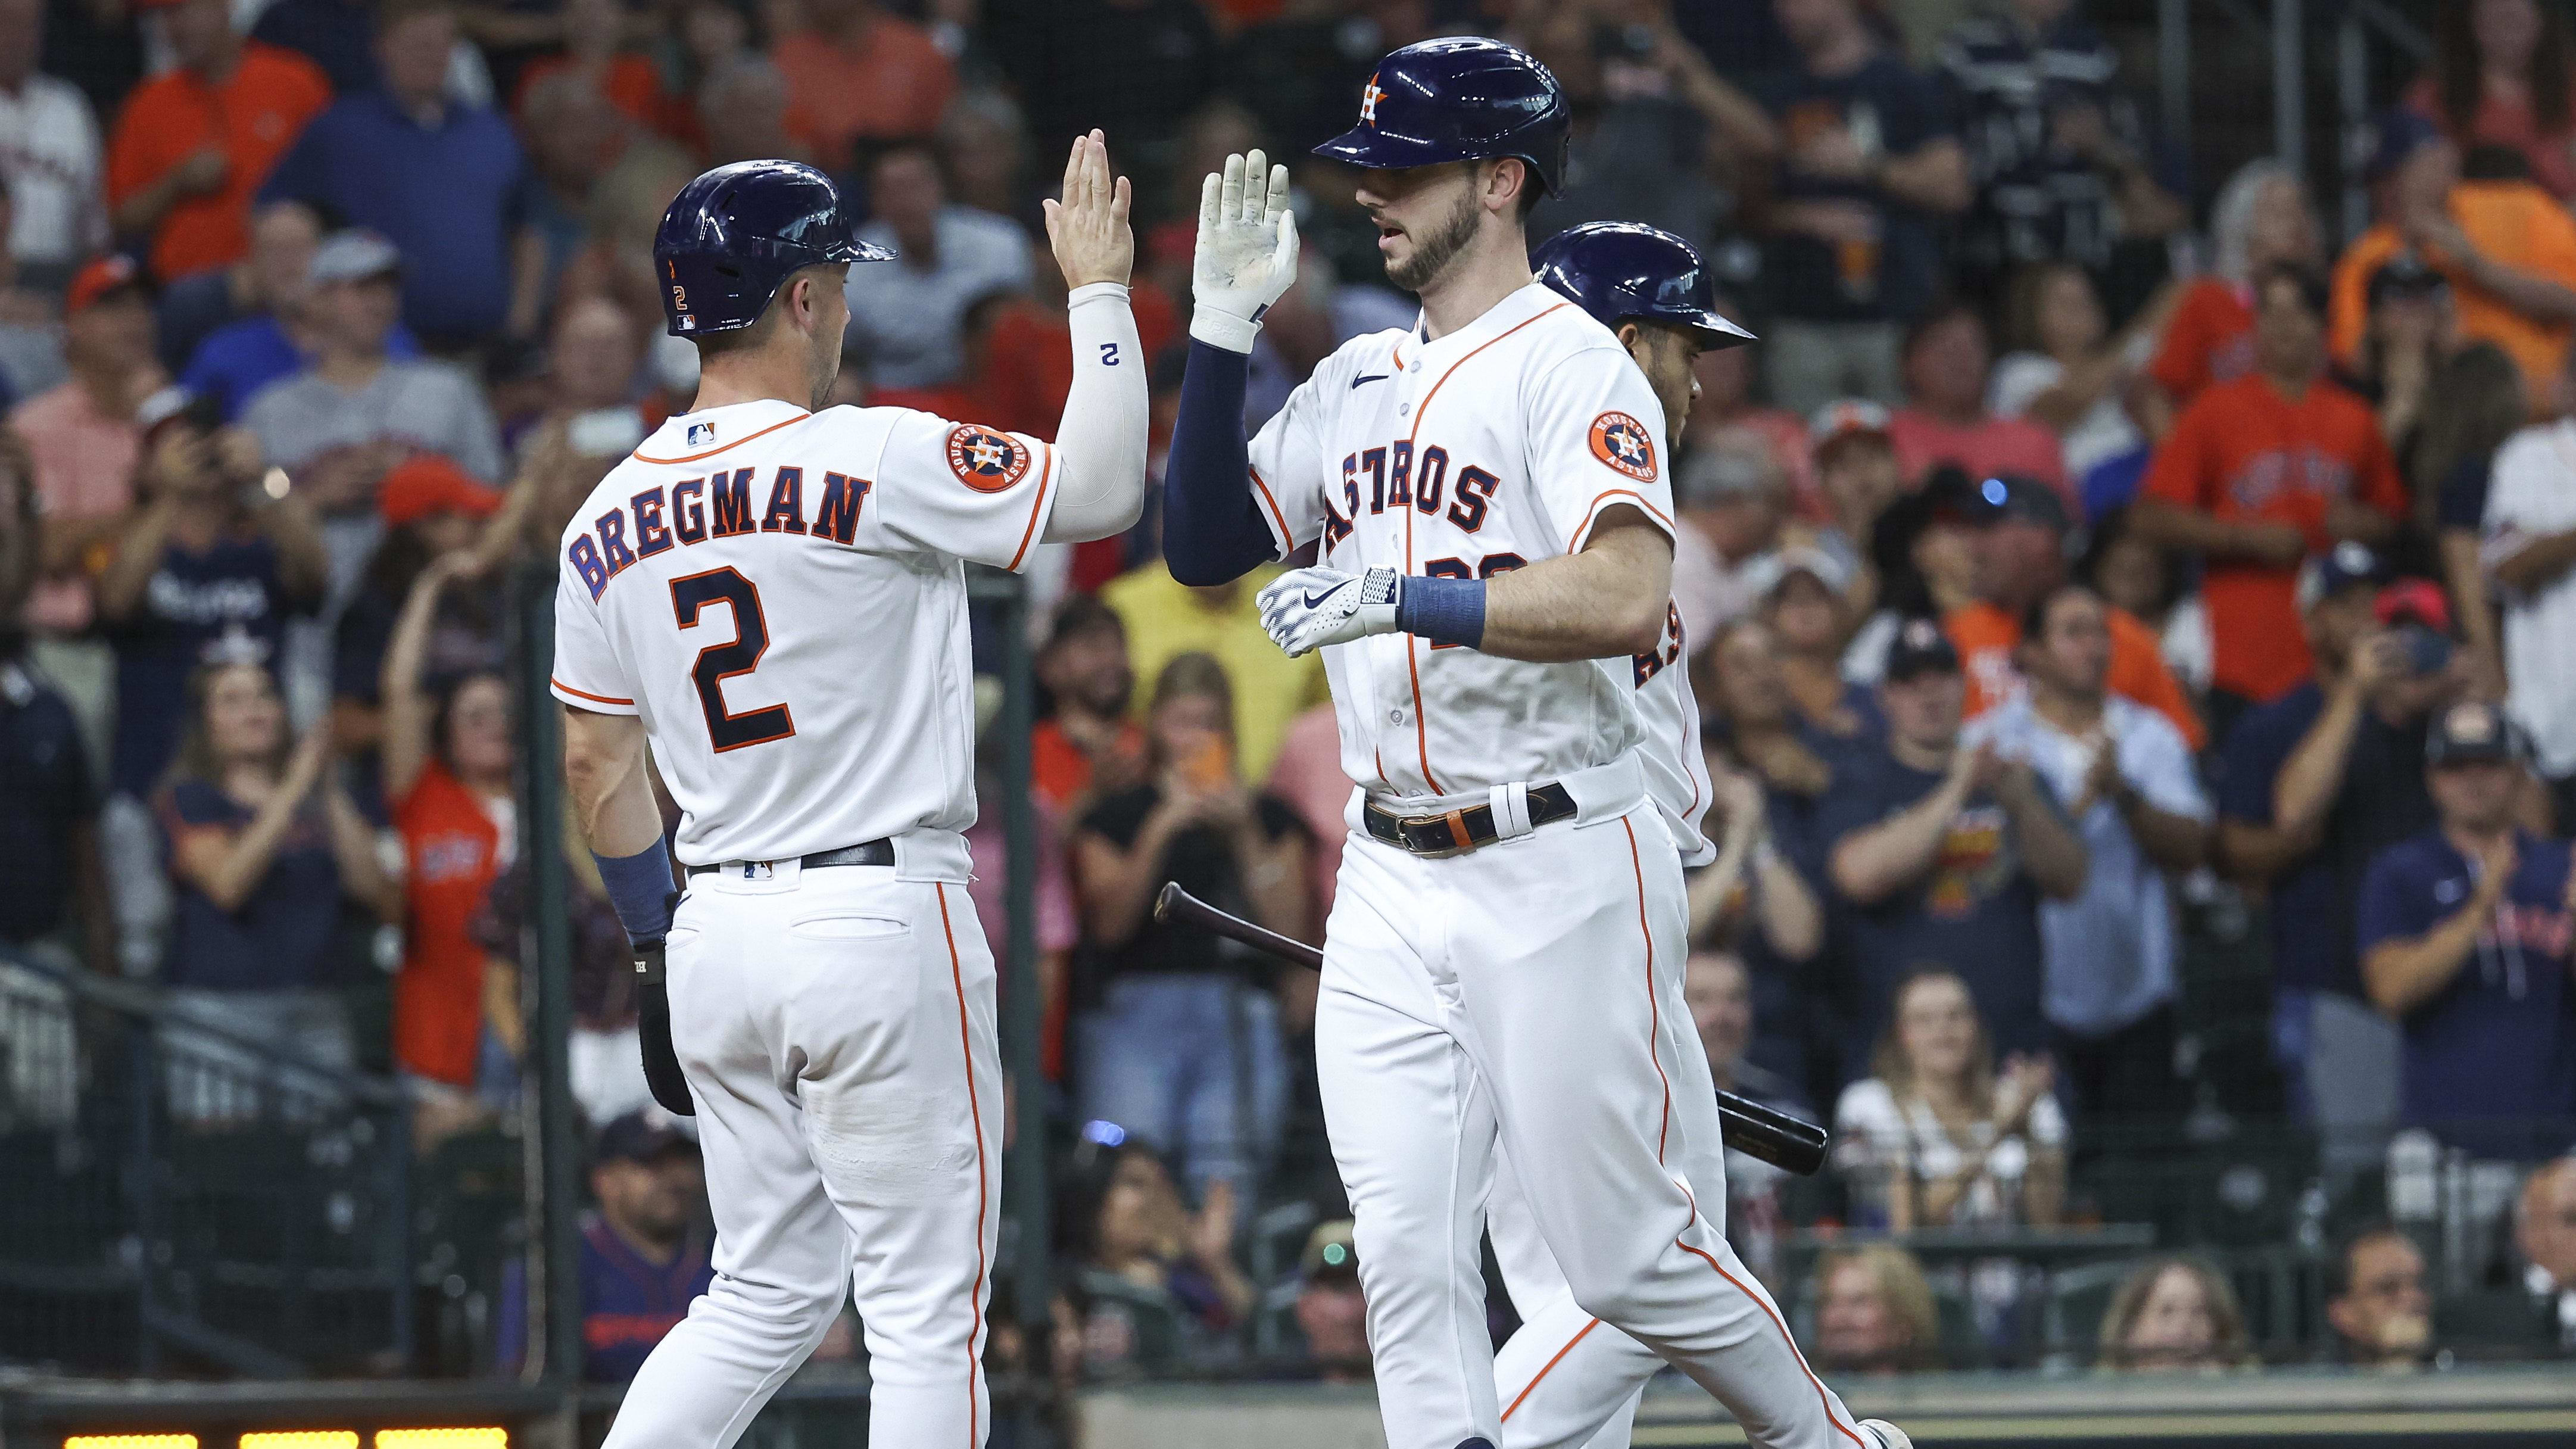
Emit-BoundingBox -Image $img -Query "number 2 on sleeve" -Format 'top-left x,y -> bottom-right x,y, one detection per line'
670,566 -> 796,751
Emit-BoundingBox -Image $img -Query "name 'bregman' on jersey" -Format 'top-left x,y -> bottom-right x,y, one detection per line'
1247,283 -> 1683,805
547,398 -> 1059,874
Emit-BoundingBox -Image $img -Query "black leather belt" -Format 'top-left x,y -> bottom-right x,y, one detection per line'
1362,783 -> 1576,857
687,839 -> 894,877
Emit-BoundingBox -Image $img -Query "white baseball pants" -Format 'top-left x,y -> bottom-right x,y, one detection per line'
604,861 -> 1000,1449
1317,794 -> 1869,1449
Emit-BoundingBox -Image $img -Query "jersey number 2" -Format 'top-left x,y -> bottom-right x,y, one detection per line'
670,567 -> 796,752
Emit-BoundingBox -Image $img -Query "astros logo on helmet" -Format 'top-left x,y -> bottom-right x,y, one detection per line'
1360,76 -> 1384,125
946,425 -> 1030,492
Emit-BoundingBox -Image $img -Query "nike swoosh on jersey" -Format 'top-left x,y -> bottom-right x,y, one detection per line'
1350,374 -> 1387,388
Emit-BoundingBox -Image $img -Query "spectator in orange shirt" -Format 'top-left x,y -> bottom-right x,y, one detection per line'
769,0 -> 955,173
2135,160 -> 2321,439
2133,264 -> 2407,715
2406,0 -> 2576,200
512,0 -> 663,128
1886,302 -> 2069,503
104,0 -> 330,283
1942,473 -> 2204,749
1033,594 -> 1144,819
381,544 -> 513,1127
2329,124 -> 2576,404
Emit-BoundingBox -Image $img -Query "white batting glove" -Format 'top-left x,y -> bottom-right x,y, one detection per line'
1258,566 -> 1399,657
1191,149 -> 1299,354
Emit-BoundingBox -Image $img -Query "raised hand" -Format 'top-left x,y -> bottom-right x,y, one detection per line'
1190,149 -> 1299,352
1043,129 -> 1134,290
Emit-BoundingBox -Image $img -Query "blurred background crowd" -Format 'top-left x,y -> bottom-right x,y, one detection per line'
0,0 -> 2574,1410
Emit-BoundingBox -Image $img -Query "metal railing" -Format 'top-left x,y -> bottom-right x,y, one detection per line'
0,951 -> 413,1376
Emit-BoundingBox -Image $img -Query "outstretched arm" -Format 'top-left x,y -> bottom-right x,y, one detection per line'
1039,131 -> 1151,545
1163,152 -> 1302,586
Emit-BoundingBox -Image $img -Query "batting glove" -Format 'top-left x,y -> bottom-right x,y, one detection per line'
1190,149 -> 1299,354
1259,565 -> 1399,657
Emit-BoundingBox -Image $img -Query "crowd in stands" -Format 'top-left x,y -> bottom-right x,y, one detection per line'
0,0 -> 2573,1395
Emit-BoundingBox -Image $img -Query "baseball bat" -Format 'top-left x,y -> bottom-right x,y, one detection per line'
1152,882 -> 1830,1176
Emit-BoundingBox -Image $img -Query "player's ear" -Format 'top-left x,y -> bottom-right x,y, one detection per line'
1616,320 -> 1644,351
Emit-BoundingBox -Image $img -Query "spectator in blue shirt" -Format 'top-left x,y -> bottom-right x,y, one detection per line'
1752,0 -> 1972,416
2357,702 -> 2576,1160
97,388 -> 327,800
258,0 -> 544,348
179,203 -> 422,420
494,1107 -> 718,1381
574,1109 -> 714,1381
1819,617 -> 2090,1069
152,655 -> 389,1122
158,200 -> 322,379
2217,543 -> 2461,1166
1981,582 -> 2209,1124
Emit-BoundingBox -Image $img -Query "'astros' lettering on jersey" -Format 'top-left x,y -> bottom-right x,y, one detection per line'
549,397 -> 1058,870
1246,283 -> 1680,804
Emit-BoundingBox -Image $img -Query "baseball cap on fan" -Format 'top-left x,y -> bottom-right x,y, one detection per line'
310,229 -> 401,286
1882,616 -> 1961,682
2296,540 -> 2387,611
594,1106 -> 696,1164
67,254 -> 148,316
1743,543 -> 1856,602
2425,699 -> 2528,768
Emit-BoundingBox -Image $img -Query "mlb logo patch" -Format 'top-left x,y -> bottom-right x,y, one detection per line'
687,422 -> 716,446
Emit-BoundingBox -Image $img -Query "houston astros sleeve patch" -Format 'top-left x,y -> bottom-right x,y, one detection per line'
946,425 -> 1032,492
1589,412 -> 1657,481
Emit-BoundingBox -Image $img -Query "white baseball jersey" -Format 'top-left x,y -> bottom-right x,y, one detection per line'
1637,600 -> 1715,866
550,396 -> 1059,871
1247,283 -> 1679,804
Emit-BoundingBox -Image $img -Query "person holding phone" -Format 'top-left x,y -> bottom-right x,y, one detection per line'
1071,651 -> 1311,1203
96,387 -> 328,971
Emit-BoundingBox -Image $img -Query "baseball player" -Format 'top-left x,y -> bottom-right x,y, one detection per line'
1477,221 -> 1766,1449
554,141 -> 1145,1449
1161,38 -> 1907,1449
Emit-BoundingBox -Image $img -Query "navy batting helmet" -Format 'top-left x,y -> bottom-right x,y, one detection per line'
1312,38 -> 1570,195
654,160 -> 892,338
1532,222 -> 1755,351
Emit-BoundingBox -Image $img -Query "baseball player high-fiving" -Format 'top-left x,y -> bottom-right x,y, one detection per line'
556,138 -> 1146,1449
1163,39 -> 1907,1449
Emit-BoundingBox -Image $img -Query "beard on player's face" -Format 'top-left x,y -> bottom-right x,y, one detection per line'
1381,174 -> 1486,294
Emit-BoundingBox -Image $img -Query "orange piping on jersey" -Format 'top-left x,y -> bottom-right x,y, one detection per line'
1248,465 -> 1293,551
1397,300 -> 1571,794
1565,489 -> 1676,554
1006,444 -> 1057,572
551,678 -> 634,708
1624,815 -> 1672,1164
631,411 -> 812,465
936,884 -> 993,1449
1499,1316 -> 1602,1423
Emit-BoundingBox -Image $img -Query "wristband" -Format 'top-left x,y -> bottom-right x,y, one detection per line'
594,840 -> 678,943
1396,573 -> 1486,649
1189,307 -> 1261,354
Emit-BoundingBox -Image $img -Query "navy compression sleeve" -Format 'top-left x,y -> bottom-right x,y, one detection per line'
1162,339 -> 1280,586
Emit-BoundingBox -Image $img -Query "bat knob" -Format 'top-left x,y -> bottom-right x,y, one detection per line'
1153,881 -> 1181,924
